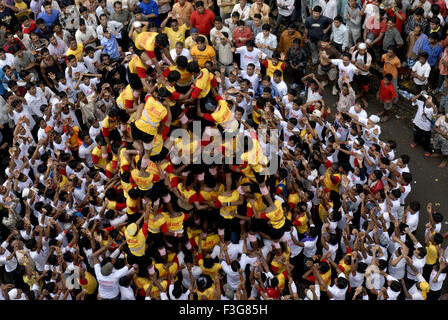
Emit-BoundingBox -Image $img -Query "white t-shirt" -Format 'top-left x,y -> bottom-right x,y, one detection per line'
302,237 -> 318,258
79,142 -> 96,167
406,247 -> 426,281
412,61 -> 431,85
240,70 -> 259,90
282,227 -> 303,258
328,274 -> 347,300
75,26 -> 97,48
388,250 -> 406,280
412,100 -> 435,131
236,46 -> 265,70
348,106 -> 368,121
271,80 -> 288,97
429,268 -> 446,291
0,242 -> 18,272
119,285 -> 135,300
221,253 -> 253,290
331,59 -> 358,82
349,270 -> 365,288
94,264 -> 132,299
83,50 -> 102,73
405,210 -> 419,233
168,284 -> 190,300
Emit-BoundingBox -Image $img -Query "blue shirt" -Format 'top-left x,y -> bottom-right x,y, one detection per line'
138,0 -> 159,26
100,33 -> 121,59
256,84 -> 280,98
421,40 -> 443,66
37,9 -> 60,28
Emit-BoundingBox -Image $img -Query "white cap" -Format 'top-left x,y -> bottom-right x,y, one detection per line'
312,109 -> 322,118
8,289 -> 18,300
133,21 -> 142,28
191,266 -> 202,279
369,115 -> 380,123
22,188 -> 30,198
358,43 -> 367,50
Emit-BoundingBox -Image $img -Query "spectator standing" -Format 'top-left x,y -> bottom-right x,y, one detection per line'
411,92 -> 438,157
190,1 -> 215,38
377,73 -> 397,122
304,5 -> 333,65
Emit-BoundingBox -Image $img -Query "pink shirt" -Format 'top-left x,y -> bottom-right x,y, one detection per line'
48,39 -> 68,63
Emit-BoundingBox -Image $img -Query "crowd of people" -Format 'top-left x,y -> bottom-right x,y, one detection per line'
0,0 -> 447,302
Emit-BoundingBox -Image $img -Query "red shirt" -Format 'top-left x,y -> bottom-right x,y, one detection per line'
190,9 -> 215,36
386,10 -> 405,33
379,80 -> 396,102
22,21 -> 37,34
233,27 -> 253,48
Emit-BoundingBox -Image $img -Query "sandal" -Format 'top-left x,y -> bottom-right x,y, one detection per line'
424,152 -> 431,157
410,144 -> 416,149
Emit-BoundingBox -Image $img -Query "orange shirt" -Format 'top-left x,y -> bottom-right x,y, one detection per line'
381,54 -> 401,79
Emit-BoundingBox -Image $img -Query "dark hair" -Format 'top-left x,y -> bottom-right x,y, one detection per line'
246,39 -> 255,48
415,7 -> 424,16
262,23 -> 271,31
313,5 -> 322,12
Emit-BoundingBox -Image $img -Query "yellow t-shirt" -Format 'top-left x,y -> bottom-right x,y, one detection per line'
79,270 -> 98,295
66,43 -> 84,61
190,45 -> 215,68
134,95 -> 167,135
164,24 -> 188,50
217,190 -> 240,219
198,257 -> 222,278
265,199 -> 286,229
426,242 -> 439,265
15,1 -> 31,19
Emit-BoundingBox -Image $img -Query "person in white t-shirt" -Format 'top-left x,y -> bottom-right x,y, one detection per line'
403,227 -> 427,287
271,69 -> 288,97
92,240 -> 135,300
427,258 -> 447,300
411,53 -> 431,89
322,52 -> 359,95
84,47 -> 103,73
234,40 -> 266,70
311,259 -> 349,300
410,93 -> 438,156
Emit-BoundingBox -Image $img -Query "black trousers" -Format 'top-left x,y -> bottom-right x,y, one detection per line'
413,124 -> 432,152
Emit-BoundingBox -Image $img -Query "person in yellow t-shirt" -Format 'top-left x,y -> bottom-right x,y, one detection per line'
160,12 -> 189,50
195,274 -> 219,300
66,38 -> 84,61
14,0 -> 31,20
216,188 -> 246,241
197,237 -> 222,278
423,231 -> 444,279
78,268 -> 98,298
190,36 -> 217,68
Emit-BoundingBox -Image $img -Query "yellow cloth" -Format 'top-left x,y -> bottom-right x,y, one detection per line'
164,24 -> 188,50
66,43 -> 84,60
134,95 -> 167,135
190,44 -> 216,68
